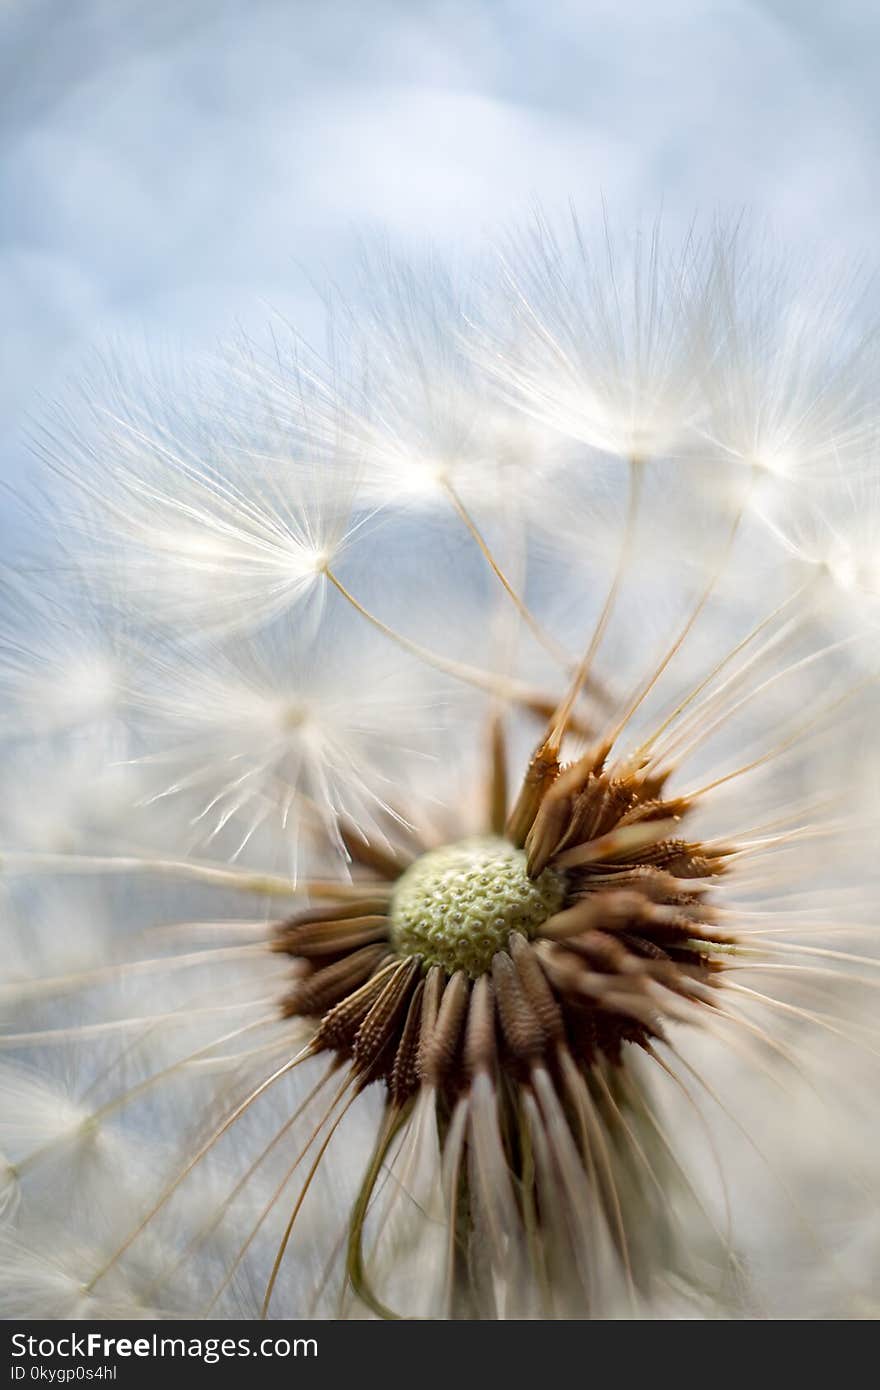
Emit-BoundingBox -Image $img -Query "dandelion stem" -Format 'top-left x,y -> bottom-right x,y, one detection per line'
441,476 -> 571,667
0,851 -> 300,897
260,1090 -> 358,1319
0,850 -> 389,901
604,502 -> 744,748
684,672 -> 876,799
346,1102 -> 414,1320
147,1060 -> 340,1303
324,565 -> 576,709
485,707 -> 508,834
632,579 -> 814,760
666,630 -> 866,771
547,456 -> 642,748
84,1040 -> 317,1293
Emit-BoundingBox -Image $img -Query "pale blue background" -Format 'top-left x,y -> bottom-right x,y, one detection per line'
3,0 -> 879,499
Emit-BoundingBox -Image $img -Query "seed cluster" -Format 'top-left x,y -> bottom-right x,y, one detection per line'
389,837 -> 567,977
272,736 -> 736,1315
274,741 -> 732,1097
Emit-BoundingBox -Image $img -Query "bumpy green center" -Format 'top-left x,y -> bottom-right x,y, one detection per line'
390,836 -> 567,978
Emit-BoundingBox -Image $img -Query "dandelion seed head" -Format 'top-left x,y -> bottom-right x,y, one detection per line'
4,215 -> 880,1322
390,837 -> 567,978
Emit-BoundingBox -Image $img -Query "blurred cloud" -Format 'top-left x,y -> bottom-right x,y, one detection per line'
3,0 -> 880,494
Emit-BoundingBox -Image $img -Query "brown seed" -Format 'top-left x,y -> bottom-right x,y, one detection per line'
390,980 -> 426,1103
420,971 -> 470,1087
492,951 -> 547,1060
464,975 -> 497,1077
353,957 -> 422,1074
312,959 -> 397,1050
508,933 -> 564,1042
280,943 -> 389,1016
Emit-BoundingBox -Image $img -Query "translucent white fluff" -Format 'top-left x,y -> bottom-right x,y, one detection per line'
756,464 -> 880,613
41,353 -> 363,639
0,570 -> 129,745
470,214 -> 716,461
0,1064 -> 92,1161
0,1234 -> 153,1319
308,248 -> 563,510
129,609 -> 459,874
2,218 -> 880,1322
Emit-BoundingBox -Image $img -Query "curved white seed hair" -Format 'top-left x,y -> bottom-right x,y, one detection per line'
0,1233 -> 154,1319
0,740 -> 146,857
0,1065 -> 126,1224
0,1064 -> 92,1157
469,213 -> 717,461
39,349 -> 365,639
299,248 -> 563,509
696,244 -> 879,506
0,568 -> 132,749
128,608 -> 461,873
756,464 -> 880,613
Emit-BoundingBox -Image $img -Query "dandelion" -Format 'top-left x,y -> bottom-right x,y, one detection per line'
2,218 -> 879,1321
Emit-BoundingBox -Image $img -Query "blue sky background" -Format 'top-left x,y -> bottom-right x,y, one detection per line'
3,0 -> 880,498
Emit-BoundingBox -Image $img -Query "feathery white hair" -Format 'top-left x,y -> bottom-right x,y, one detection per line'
2,214 -> 880,1321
